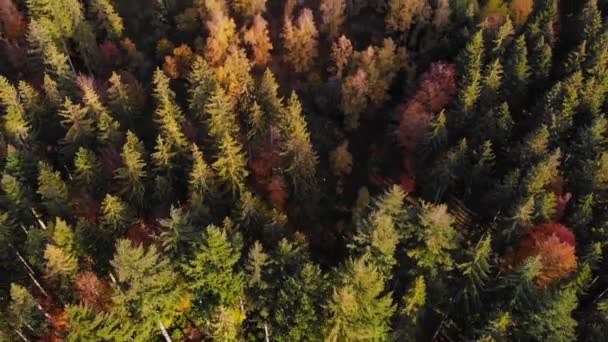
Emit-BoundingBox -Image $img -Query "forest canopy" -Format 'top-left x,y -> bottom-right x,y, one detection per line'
1,0 -> 608,341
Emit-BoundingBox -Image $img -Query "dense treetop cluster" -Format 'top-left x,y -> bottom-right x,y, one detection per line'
1,0 -> 608,341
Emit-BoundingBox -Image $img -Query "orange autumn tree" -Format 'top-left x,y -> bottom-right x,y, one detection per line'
243,14 -> 273,66
506,223 -> 577,287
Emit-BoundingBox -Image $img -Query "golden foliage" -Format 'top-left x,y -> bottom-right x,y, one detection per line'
330,140 -> 353,177
506,223 -> 577,287
243,14 -> 273,66
282,8 -> 319,73
510,0 -> 533,26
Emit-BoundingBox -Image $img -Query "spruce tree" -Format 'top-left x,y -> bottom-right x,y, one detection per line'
37,161 -> 69,217
280,92 -> 318,192
324,256 -> 396,341
182,222 -> 244,317
110,239 -> 188,340
114,131 -> 147,208
73,147 -> 101,192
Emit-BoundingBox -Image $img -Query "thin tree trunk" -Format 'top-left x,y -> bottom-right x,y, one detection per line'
264,323 -> 270,342
30,208 -> 46,230
14,328 -> 28,342
158,320 -> 173,342
13,246 -> 49,298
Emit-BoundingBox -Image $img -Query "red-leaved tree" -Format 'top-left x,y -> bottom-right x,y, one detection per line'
396,62 -> 457,153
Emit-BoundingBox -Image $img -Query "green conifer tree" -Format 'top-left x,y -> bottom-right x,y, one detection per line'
37,161 -> 69,217
324,256 -> 396,341
114,131 -> 147,208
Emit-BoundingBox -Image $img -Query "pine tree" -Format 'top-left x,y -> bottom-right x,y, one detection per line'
182,222 -> 244,315
107,72 -> 139,123
0,76 -> 30,144
8,284 -> 47,338
73,147 -> 101,191
525,289 -> 577,341
159,206 -> 195,259
396,275 -> 427,339
257,68 -> 283,122
213,133 -> 249,194
456,30 -> 485,127
188,144 -> 214,218
114,131 -> 147,208
351,186 -> 406,277
407,202 -> 459,278
215,47 -> 253,99
459,236 -> 492,311
205,87 -> 240,141
89,0 -> 124,38
283,8 -> 319,73
280,92 -> 318,191
100,194 -> 129,233
110,239 -> 188,340
188,56 -> 219,121
37,161 -> 69,216
153,68 -> 188,152
324,256 -> 396,341
79,77 -> 121,144
151,135 -> 176,201
44,244 -> 78,278
504,35 -> 530,109
59,98 -> 94,149
65,304 -> 134,341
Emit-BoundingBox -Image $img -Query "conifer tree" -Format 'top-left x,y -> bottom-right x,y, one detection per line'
215,47 -> 253,100
59,98 -> 94,149
37,161 -> 69,217
0,76 -> 30,144
151,135 -> 176,201
351,186 -> 406,277
158,206 -> 195,259
79,77 -> 121,144
189,144 -> 214,218
324,256 -> 396,341
110,239 -> 188,340
281,92 -> 318,191
213,133 -> 249,194
407,202 -> 459,278
107,72 -> 140,124
65,304 -> 134,341
100,194 -> 129,233
114,131 -> 147,208
283,8 -> 319,73
257,68 -> 283,121
459,236 -> 492,311
504,35 -> 530,108
8,284 -> 47,338
153,69 -> 189,153
44,244 -> 78,279
182,222 -> 244,316
89,0 -> 124,38
456,30 -> 484,127
73,147 -> 101,192
396,275 -> 427,339
188,56 -> 219,121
